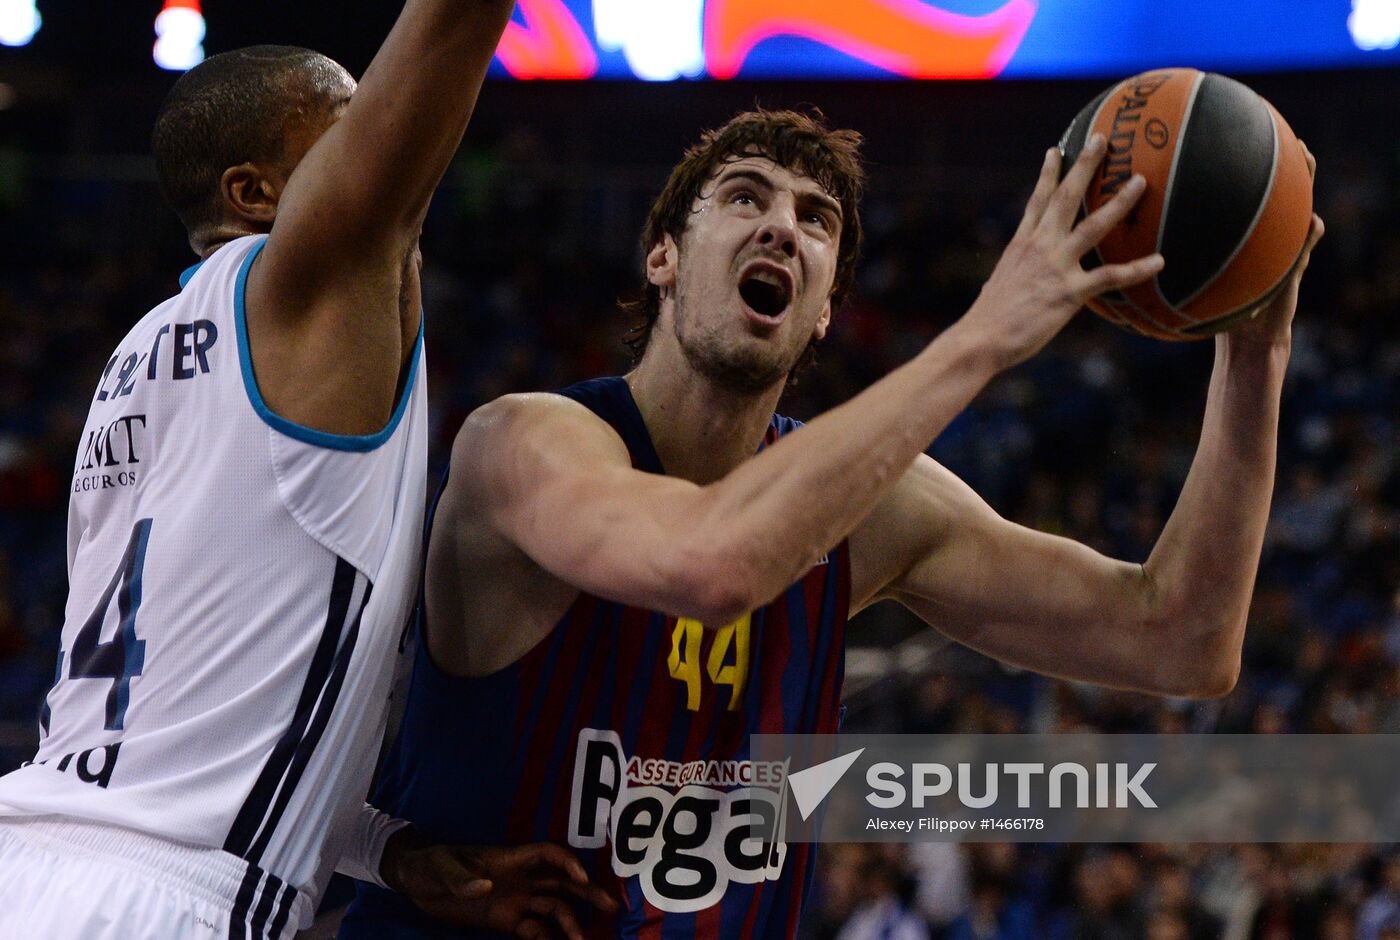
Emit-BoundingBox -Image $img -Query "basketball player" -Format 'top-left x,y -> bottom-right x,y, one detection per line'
0,3 -> 603,938
342,111 -> 1323,936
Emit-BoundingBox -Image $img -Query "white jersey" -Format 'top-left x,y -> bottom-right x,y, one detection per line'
0,235 -> 428,929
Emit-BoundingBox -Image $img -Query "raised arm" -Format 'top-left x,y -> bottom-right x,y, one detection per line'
266,0 -> 515,270
452,141 -> 1158,631
851,210 -> 1325,699
246,0 -> 517,436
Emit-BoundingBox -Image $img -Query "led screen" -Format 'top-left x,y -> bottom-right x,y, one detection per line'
487,0 -> 1400,80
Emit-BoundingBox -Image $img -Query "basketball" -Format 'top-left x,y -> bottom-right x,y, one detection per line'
1059,68 -> 1313,340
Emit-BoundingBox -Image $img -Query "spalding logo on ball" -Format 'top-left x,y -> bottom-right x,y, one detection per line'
1060,68 -> 1313,340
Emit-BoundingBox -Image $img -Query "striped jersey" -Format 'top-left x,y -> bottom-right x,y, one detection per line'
344,376 -> 850,939
0,235 -> 428,933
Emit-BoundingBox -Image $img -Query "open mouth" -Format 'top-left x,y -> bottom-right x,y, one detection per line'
738,266 -> 793,320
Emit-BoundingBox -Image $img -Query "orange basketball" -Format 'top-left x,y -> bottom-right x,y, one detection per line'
1059,68 -> 1313,340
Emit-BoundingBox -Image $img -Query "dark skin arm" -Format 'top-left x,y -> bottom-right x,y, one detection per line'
242,0 -> 517,436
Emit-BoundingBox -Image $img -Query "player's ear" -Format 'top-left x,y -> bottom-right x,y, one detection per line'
645,234 -> 678,292
220,163 -> 279,226
812,296 -> 832,342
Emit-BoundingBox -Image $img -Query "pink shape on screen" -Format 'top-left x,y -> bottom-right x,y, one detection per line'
704,0 -> 1038,79
496,0 -> 599,80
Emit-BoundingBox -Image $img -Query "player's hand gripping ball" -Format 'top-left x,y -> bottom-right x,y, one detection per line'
1059,67 -> 1313,340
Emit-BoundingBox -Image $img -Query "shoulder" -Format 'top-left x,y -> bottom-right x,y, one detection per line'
454,392 -> 622,455
448,393 -> 632,498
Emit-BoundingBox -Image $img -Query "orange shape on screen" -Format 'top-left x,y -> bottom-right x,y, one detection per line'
704,0 -> 1038,79
496,0 -> 599,79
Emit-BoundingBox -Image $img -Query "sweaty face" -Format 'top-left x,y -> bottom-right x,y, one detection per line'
662,156 -> 843,393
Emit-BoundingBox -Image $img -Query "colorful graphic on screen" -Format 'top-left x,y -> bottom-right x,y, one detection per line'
488,0 -> 1400,80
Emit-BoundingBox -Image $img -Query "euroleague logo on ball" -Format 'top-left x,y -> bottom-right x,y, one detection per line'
1144,118 -> 1169,149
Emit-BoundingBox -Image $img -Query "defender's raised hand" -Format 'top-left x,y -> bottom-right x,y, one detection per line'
956,133 -> 1164,370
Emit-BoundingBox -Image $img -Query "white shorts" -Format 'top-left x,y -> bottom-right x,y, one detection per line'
0,817 -> 305,939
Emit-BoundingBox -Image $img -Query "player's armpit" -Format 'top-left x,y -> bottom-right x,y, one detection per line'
451,393 -> 760,627
850,454 -> 1238,698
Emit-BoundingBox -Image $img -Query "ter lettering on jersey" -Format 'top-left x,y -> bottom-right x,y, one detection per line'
568,728 -> 789,913
94,319 -> 219,402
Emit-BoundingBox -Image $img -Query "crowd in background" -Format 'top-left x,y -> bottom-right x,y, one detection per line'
0,97 -> 1397,937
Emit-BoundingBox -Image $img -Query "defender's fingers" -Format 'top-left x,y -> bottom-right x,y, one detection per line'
1043,134 -> 1106,230
451,877 -> 493,900
1300,140 -> 1316,180
1015,147 -> 1062,238
541,877 -> 620,912
429,851 -> 492,899
586,884 -> 620,913
515,917 -> 547,940
527,896 -> 585,940
1065,174 -> 1147,259
1075,254 -> 1164,301
522,844 -> 590,884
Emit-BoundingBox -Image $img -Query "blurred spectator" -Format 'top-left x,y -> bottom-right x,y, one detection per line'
1147,859 -> 1222,940
909,842 -> 971,930
1045,850 -> 1144,940
944,845 -> 1034,940
836,851 -> 929,940
1359,856 -> 1400,940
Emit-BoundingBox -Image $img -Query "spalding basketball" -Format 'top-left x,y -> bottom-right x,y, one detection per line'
1059,68 -> 1313,340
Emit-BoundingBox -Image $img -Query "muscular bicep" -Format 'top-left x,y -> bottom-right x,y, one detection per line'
452,395 -> 741,623
853,454 -> 1166,691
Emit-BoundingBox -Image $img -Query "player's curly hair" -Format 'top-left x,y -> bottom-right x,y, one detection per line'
622,109 -> 866,367
152,45 -> 349,239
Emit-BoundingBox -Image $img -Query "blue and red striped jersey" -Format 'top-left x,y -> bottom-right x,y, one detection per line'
344,377 -> 850,939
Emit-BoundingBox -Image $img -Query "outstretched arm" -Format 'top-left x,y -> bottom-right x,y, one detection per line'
247,0 -> 517,436
454,140 -> 1159,630
851,210 -> 1325,699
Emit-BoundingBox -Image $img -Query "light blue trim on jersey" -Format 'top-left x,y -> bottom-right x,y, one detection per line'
233,236 -> 425,453
179,261 -> 205,289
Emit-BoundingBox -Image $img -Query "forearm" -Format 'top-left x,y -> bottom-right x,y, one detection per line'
1143,332 -> 1290,690
693,323 -> 1000,617
696,140 -> 1157,612
498,141 -> 1163,624
286,0 -> 515,247
355,0 -> 514,205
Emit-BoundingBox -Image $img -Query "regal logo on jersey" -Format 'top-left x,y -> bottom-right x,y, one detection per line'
567,728 -> 790,913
